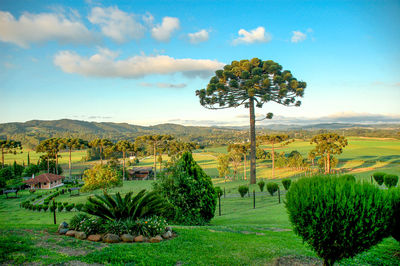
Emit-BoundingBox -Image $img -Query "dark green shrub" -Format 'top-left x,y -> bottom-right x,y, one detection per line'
84,190 -> 165,221
57,205 -> 64,212
238,185 -> 249,198
384,174 -> 398,188
42,205 -> 48,212
282,179 -> 291,190
79,217 -> 106,235
132,216 -> 168,237
285,175 -> 393,266
75,203 -> 84,212
103,219 -> 126,235
63,202 -> 69,207
65,204 -> 75,212
153,152 -> 217,225
391,188 -> 400,242
69,213 -> 90,230
267,183 -> 279,195
214,186 -> 223,197
258,180 -> 265,192
340,174 -> 356,182
373,172 -> 385,186
50,204 -> 56,212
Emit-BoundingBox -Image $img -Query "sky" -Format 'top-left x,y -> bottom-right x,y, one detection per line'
0,0 -> 399,126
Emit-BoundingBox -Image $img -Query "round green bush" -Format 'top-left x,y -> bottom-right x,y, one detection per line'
285,176 -> 393,266
373,172 -> 386,186
214,186 -> 223,197
282,179 -> 292,190
257,180 -> 265,192
63,202 -> 69,207
69,213 -> 90,230
42,205 -> 49,212
238,185 -> 249,198
384,174 -> 398,188
57,205 -> 64,212
75,203 -> 84,212
65,204 -> 75,212
267,183 -> 279,196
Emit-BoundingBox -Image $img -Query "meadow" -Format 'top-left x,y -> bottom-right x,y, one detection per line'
1,137 -> 399,264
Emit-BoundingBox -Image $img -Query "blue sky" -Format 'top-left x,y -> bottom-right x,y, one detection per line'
0,0 -> 399,126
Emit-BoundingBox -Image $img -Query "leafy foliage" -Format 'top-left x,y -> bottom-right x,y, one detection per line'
266,182 -> 279,195
383,174 -> 398,188
214,186 -> 223,197
81,164 -> 122,192
257,180 -> 265,192
390,188 -> 400,242
84,189 -> 165,221
70,213 -> 91,230
217,154 -> 230,178
373,172 -> 385,186
285,175 -> 393,266
238,185 -> 249,198
339,174 -> 356,182
153,152 -> 217,225
282,179 -> 291,190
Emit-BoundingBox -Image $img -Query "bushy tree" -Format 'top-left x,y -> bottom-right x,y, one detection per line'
0,140 -> 22,168
81,164 -> 122,192
22,164 -> 40,177
153,152 -> 217,225
285,176 -> 393,266
196,58 -> 306,184
62,138 -> 88,178
217,154 -> 230,179
88,138 -> 113,165
228,143 -> 250,180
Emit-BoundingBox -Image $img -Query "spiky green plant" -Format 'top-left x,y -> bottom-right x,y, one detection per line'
84,189 -> 165,221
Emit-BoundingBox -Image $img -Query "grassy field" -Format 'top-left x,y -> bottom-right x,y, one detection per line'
1,137 -> 399,264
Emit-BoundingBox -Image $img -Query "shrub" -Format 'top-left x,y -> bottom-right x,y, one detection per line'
267,183 -> 279,195
50,204 -> 56,212
79,217 -> 106,235
70,213 -> 90,230
103,219 -> 126,235
153,152 -> 217,225
57,205 -> 64,212
285,175 -> 393,266
84,190 -> 165,221
65,204 -> 75,212
133,216 -> 168,237
63,202 -> 69,207
81,164 -> 122,192
214,186 -> 223,197
75,203 -> 84,212
258,180 -> 265,192
391,188 -> 400,242
384,174 -> 398,188
42,205 -> 49,212
238,185 -> 249,198
373,172 -> 385,186
282,179 -> 291,190
340,174 -> 356,182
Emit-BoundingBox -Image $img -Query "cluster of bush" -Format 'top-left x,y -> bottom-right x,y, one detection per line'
373,172 -> 398,188
285,174 -> 399,266
237,179 -> 292,198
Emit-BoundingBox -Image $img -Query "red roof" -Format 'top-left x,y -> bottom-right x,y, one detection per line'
23,173 -> 64,184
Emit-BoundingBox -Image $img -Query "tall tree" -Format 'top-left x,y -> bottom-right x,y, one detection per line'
167,140 -> 198,163
0,140 -> 22,168
228,143 -> 250,180
114,140 -> 135,181
36,138 -> 63,174
217,154 -> 230,181
310,133 -> 348,174
258,134 -> 292,179
196,58 -> 306,184
89,138 -> 113,165
136,135 -> 174,179
62,138 -> 88,178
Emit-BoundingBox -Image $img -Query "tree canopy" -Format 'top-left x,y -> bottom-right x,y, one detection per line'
0,140 -> 22,167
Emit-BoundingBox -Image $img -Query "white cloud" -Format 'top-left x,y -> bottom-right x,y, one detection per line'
54,48 -> 224,78
0,11 -> 98,48
291,31 -> 307,43
88,6 -> 145,43
233,26 -> 271,45
140,82 -> 187,88
151,17 -> 180,42
188,29 -> 209,44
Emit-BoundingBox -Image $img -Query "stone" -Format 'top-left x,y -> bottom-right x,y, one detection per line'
166,226 -> 173,232
87,234 -> 102,242
65,230 -> 77,237
103,233 -> 120,243
162,231 -> 172,239
134,235 -> 146,242
149,235 -> 163,243
58,228 -> 69,235
121,234 -> 134,242
75,231 -> 87,240
58,221 -> 68,231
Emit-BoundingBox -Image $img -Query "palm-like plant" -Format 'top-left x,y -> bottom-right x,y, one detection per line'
84,189 -> 165,221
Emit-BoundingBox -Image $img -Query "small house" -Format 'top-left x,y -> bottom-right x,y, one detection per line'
127,167 -> 154,180
23,173 -> 65,190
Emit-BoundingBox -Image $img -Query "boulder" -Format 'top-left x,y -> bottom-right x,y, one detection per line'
121,234 -> 134,243
134,235 -> 146,242
87,234 -> 102,242
103,233 -> 120,243
65,230 -> 77,237
58,228 -> 69,235
58,222 -> 68,231
75,231 -> 87,240
149,235 -> 163,243
162,231 -> 172,239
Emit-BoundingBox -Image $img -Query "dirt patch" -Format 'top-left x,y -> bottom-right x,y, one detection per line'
259,227 -> 292,232
269,255 -> 322,266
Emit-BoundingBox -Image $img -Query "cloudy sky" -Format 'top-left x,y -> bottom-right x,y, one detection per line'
0,0 -> 399,126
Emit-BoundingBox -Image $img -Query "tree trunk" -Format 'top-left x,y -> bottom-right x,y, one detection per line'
69,148 -> 72,178
122,151 -> 126,181
153,142 -> 157,180
243,153 -> 247,180
249,98 -> 256,184
272,143 -> 275,179
327,153 -> 330,174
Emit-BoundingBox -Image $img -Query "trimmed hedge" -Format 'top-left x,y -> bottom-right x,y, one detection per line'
373,172 -> 385,186
384,174 -> 398,188
282,179 -> 291,190
238,185 -> 249,198
267,183 -> 279,196
257,180 -> 265,192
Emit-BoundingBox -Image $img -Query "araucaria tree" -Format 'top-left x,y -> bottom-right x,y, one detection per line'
89,138 -> 113,165
114,140 -> 135,181
0,140 -> 22,167
310,133 -> 348,174
62,138 -> 88,178
36,138 -> 63,174
196,58 -> 306,184
258,134 -> 291,179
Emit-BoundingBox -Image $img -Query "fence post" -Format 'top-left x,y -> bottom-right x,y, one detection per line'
278,187 -> 281,204
253,190 -> 255,209
218,195 -> 221,216
52,199 -> 56,225
248,186 -> 250,197
224,187 -> 226,198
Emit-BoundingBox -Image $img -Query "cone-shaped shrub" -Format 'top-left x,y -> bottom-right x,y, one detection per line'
214,186 -> 223,197
258,180 -> 265,192
373,172 -> 385,186
285,175 -> 393,266
282,179 -> 291,190
267,183 -> 279,195
384,174 -> 398,188
238,185 -> 249,197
